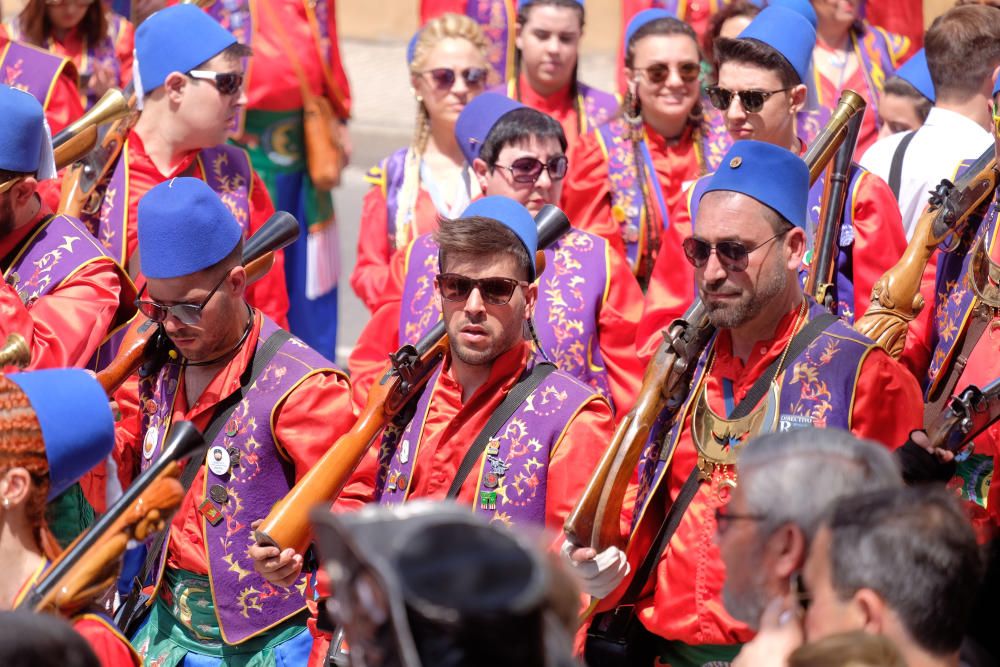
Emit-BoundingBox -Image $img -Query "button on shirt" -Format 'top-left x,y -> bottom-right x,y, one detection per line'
860,108 -> 993,240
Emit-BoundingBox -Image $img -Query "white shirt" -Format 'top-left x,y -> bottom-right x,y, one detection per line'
860,108 -> 993,240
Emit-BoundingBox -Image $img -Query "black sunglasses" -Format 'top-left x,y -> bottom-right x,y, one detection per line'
493,155 -> 568,184
634,62 -> 701,85
682,231 -> 787,272
436,273 -> 528,306
135,270 -> 230,326
420,67 -> 489,91
187,69 -> 244,96
706,85 -> 791,114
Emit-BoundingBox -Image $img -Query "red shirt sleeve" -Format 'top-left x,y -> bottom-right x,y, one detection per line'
244,171 -> 291,329
848,170 -> 908,321
44,68 -> 85,135
849,347 -> 923,447
599,245 -> 644,414
561,132 -> 627,256
419,0 -> 467,21
114,18 -> 135,87
0,259 -> 124,370
73,616 -> 139,667
350,185 -> 393,312
325,0 -> 351,118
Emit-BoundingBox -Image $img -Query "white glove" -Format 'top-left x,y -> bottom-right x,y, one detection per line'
559,539 -> 631,599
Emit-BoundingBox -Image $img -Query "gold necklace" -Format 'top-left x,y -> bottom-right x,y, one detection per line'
690,299 -> 808,492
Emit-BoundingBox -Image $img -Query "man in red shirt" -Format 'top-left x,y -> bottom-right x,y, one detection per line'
89,4 -> 289,327
252,196 -> 615,666
562,141 -> 922,666
113,177 -> 356,663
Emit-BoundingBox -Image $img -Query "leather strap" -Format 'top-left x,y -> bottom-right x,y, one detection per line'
445,362 -> 557,499
888,131 -> 916,201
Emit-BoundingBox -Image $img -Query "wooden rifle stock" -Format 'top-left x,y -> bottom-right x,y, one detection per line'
855,146 -> 999,358
805,93 -> 866,310
54,125 -> 99,172
18,422 -> 204,616
256,205 -> 574,554
96,211 -> 301,396
52,88 -> 131,171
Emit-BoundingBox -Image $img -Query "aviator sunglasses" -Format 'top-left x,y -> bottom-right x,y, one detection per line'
706,85 -> 792,114
419,67 -> 489,91
135,270 -> 230,326
187,69 -> 245,96
634,62 -> 701,85
436,273 -> 529,306
493,155 -> 568,184
682,231 -> 787,272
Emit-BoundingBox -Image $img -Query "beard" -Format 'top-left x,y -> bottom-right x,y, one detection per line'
721,560 -> 770,630
448,315 -> 526,368
701,260 -> 788,330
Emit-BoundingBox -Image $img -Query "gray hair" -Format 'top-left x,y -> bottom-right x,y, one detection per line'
737,428 -> 902,545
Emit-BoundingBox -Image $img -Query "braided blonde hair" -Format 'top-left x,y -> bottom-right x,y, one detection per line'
0,374 -> 61,561
394,13 -> 489,251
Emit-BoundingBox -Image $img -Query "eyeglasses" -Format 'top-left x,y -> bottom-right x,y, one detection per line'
135,270 -> 231,326
186,69 -> 244,96
714,507 -> 767,533
634,62 -> 701,85
682,231 -> 788,272
493,155 -> 568,184
706,86 -> 792,114
436,273 -> 528,306
419,67 -> 489,91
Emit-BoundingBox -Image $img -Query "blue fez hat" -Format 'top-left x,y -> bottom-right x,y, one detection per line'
701,140 -> 808,229
455,92 -> 525,165
738,6 -> 815,84
138,177 -> 242,279
625,9 -> 675,47
407,29 -> 420,65
895,49 -> 934,103
766,0 -> 817,28
8,369 -> 115,501
135,5 -> 237,99
0,84 -> 56,179
460,196 -> 538,281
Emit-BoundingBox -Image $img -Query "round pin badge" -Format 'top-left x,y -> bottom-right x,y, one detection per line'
208,445 -> 232,476
209,484 -> 229,504
142,426 -> 158,460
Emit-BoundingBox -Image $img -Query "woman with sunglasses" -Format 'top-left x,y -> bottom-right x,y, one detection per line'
561,9 -> 729,287
351,14 -> 490,312
811,0 -> 912,156
6,0 -> 132,109
490,0 -> 617,152
1,369 -> 140,666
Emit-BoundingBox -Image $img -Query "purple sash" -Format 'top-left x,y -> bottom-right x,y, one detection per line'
364,148 -> 409,253
468,0 -> 515,86
377,359 -> 599,526
399,230 -> 614,404
632,299 -> 873,523
0,40 -> 73,109
95,142 -> 254,267
3,214 -> 135,371
850,24 -> 909,134
926,195 -> 999,398
137,316 -> 345,644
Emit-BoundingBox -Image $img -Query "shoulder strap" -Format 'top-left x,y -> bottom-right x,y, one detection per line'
129,327 -> 292,592
445,362 -> 558,499
617,310 -> 837,605
888,131 -> 916,200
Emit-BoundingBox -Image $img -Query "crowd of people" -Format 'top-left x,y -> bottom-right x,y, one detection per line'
1,0 -> 999,665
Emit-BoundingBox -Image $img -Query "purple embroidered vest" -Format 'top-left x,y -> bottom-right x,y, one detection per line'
490,80 -> 619,136
632,300 -> 874,519
94,142 -> 254,268
137,317 -> 344,645
399,231 -> 614,405
2,214 -> 134,371
595,105 -> 729,274
851,24 -> 909,134
467,0 -> 515,86
376,359 -> 599,526
0,40 -> 73,109
687,165 -> 863,321
925,195 -> 999,398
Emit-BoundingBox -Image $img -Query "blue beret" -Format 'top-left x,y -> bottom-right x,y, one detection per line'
455,92 -> 525,165
407,29 -> 420,65
460,196 -> 538,280
701,141 -> 808,229
738,6 -> 816,84
135,5 -> 237,96
8,369 -> 114,501
137,177 -> 242,279
895,49 -> 934,103
625,9 -> 675,48
0,84 -> 47,175
766,0 -> 817,28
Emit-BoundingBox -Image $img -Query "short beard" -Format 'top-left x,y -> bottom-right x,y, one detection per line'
703,261 -> 788,330
722,561 -> 770,630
